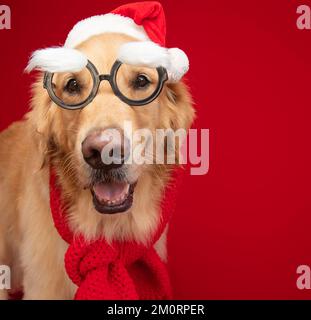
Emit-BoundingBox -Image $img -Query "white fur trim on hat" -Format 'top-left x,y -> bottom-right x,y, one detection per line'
118,41 -> 169,69
25,47 -> 88,73
25,17 -> 189,82
118,41 -> 189,82
167,48 -> 189,82
64,13 -> 149,48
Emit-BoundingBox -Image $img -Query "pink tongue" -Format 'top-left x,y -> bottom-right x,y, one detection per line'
93,181 -> 129,202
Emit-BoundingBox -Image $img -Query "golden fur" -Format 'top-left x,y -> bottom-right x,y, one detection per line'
0,33 -> 194,299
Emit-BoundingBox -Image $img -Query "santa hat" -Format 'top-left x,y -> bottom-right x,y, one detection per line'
26,1 -> 189,82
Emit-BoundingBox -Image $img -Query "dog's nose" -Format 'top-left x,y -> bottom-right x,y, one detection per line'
82,128 -> 130,170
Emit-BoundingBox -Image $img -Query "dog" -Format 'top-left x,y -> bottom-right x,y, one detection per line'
0,29 -> 194,299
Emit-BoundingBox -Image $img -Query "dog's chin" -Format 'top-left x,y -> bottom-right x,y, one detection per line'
90,180 -> 137,215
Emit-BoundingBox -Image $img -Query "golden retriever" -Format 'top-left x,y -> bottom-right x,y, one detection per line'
0,33 -> 194,299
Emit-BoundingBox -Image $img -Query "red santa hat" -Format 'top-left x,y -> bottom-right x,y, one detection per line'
26,1 -> 189,82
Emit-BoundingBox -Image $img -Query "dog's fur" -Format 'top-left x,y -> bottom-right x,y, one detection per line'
0,33 -> 194,299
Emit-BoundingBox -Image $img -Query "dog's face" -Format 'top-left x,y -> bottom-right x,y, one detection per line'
31,33 -> 194,242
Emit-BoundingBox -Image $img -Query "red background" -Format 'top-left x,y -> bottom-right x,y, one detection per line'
1,0 -> 311,299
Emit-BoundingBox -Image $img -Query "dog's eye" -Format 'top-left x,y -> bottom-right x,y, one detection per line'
132,74 -> 151,89
64,79 -> 81,94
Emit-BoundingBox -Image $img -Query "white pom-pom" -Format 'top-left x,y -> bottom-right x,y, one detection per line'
167,48 -> 189,82
25,47 -> 88,73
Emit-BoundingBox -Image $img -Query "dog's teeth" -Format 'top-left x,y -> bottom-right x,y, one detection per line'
93,184 -> 130,206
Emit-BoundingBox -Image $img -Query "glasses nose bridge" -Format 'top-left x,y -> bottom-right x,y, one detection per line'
97,73 -> 114,95
99,74 -> 111,82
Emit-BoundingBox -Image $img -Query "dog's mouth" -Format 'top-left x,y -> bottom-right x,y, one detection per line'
91,180 -> 136,214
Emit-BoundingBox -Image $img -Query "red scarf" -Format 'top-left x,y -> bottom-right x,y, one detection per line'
49,169 -> 180,300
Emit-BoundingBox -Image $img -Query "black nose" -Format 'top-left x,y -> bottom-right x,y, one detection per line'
81,128 -> 130,170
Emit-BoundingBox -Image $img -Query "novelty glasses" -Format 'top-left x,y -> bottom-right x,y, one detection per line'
43,60 -> 168,109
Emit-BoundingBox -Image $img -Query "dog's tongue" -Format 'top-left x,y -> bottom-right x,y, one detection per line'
93,181 -> 129,203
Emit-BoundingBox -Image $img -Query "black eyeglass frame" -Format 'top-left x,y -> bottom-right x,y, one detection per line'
43,60 -> 168,110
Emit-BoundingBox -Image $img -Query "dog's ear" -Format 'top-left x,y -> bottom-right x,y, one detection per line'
162,81 -> 195,132
27,79 -> 55,169
158,81 -> 195,164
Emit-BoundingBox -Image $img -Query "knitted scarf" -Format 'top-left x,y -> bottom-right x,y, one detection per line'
49,169 -> 179,300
